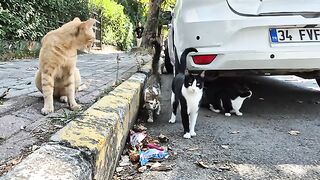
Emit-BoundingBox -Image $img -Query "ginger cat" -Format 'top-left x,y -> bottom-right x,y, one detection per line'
35,17 -> 96,115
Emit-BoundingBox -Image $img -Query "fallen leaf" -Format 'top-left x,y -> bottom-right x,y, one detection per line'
137,166 -> 147,173
129,150 -> 139,162
288,130 -> 300,136
150,164 -> 173,171
158,134 -> 169,143
219,165 -> 231,171
31,145 -> 39,151
119,155 -> 131,167
196,161 -> 210,169
229,131 -> 239,134
0,88 -> 10,99
116,167 -> 124,173
221,145 -> 229,149
150,162 -> 161,168
133,124 -> 147,132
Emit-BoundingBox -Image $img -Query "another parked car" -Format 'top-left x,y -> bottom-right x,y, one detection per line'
166,0 -> 320,86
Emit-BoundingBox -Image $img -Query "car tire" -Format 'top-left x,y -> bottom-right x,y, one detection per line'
164,45 -> 173,74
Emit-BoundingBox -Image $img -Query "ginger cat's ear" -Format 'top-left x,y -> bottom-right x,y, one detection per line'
73,17 -> 81,22
83,18 -> 96,30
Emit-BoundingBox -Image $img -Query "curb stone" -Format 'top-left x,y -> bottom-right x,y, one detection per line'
1,62 -> 152,180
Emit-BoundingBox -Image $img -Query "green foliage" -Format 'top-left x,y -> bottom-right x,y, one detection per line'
0,0 -> 90,60
91,0 -> 133,50
0,0 -> 90,41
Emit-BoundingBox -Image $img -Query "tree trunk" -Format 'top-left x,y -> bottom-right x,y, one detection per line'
141,0 -> 163,48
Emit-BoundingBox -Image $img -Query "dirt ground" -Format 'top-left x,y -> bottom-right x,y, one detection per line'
114,74 -> 320,180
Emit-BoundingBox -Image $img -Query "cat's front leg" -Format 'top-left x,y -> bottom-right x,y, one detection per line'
234,110 -> 243,116
147,109 -> 154,123
209,104 -> 220,113
41,72 -> 55,115
156,102 -> 161,115
65,71 -> 81,111
189,112 -> 198,137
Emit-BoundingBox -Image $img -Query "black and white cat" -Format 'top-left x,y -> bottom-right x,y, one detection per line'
204,79 -> 252,117
143,40 -> 161,122
169,48 -> 205,139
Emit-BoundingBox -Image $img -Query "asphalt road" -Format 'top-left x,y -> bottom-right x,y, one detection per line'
136,74 -> 320,180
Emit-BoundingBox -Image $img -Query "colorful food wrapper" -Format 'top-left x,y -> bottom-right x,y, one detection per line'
130,132 -> 146,147
139,149 -> 169,166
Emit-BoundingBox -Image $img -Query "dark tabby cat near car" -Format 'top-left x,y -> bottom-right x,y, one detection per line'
169,47 -> 205,139
143,40 -> 161,122
204,78 -> 252,117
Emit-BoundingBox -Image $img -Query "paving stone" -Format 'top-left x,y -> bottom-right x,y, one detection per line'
12,104 -> 44,122
0,115 -> 31,139
2,144 -> 92,180
0,131 -> 37,163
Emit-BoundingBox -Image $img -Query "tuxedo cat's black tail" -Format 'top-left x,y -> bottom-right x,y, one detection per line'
151,40 -> 161,75
174,47 -> 198,74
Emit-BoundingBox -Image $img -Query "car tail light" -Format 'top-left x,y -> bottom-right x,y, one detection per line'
192,54 -> 217,65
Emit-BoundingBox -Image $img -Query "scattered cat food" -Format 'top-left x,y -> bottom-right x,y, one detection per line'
296,100 -> 303,104
158,134 -> 169,143
221,145 -> 229,149
288,130 -> 300,136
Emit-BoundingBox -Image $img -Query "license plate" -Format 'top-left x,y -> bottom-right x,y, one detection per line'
269,28 -> 320,43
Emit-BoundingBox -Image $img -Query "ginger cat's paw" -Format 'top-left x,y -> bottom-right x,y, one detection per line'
41,107 -> 54,115
59,96 -> 68,103
70,103 -> 81,111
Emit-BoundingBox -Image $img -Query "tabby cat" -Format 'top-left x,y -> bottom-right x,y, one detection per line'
35,17 -> 96,115
143,40 -> 162,122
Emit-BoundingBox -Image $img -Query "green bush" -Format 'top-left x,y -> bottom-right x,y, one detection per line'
0,0 -> 90,60
90,0 -> 134,50
0,0 -> 90,41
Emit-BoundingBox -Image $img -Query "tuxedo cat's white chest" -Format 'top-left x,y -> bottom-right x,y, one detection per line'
231,97 -> 245,111
182,87 -> 203,114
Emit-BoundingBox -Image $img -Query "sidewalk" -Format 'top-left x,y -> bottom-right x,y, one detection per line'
0,51 -> 150,175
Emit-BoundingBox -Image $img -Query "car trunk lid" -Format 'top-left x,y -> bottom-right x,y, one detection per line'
227,0 -> 320,17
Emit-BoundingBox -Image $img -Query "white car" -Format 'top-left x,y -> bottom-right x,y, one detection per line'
166,0 -> 320,86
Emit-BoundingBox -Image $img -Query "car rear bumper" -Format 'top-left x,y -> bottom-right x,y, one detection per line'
187,50 -> 320,71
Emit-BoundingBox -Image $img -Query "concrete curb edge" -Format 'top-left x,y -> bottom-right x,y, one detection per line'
2,62 -> 152,180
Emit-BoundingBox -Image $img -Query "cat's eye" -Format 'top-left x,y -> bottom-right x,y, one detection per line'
189,82 -> 192,85
197,83 -> 200,86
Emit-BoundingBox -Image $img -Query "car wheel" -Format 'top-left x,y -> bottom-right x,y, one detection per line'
164,45 -> 173,74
